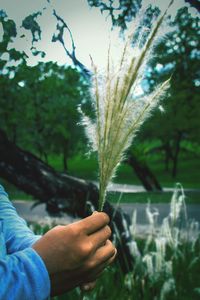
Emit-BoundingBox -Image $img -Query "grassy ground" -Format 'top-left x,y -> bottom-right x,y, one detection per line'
50,152 -> 200,189
107,191 -> 200,204
1,152 -> 199,203
0,179 -> 35,200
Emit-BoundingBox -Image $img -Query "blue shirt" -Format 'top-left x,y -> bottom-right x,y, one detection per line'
0,185 -> 50,300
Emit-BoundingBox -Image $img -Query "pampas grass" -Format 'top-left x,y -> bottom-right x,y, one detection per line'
32,185 -> 200,300
81,0 -> 174,211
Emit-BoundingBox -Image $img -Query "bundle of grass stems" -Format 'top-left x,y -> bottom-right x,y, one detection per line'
81,0 -> 174,211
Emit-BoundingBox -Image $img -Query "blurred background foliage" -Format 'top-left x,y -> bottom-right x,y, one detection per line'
0,0 -> 199,196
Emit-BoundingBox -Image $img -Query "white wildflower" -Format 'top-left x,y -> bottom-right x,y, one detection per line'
155,237 -> 167,259
146,202 -> 159,234
128,240 -> 141,259
165,260 -> 173,276
160,278 -> 176,300
124,273 -> 133,291
130,209 -> 137,237
169,183 -> 187,225
143,254 -> 154,276
155,238 -> 167,273
161,218 -> 174,246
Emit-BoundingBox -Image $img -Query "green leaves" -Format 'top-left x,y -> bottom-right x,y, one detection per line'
0,49 -> 88,168
141,6 -> 200,176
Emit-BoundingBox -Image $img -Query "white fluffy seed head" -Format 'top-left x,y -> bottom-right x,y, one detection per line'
80,1 -> 174,211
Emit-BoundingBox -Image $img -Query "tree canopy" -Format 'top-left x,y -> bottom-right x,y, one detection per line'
140,6 -> 199,176
0,1 -> 199,179
0,10 -> 90,170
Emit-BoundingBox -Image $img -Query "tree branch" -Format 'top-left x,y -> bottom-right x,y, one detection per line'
52,9 -> 91,79
0,128 -> 133,272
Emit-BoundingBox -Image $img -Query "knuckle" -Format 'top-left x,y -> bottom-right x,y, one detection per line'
55,225 -> 63,230
105,225 -> 112,238
108,241 -> 116,256
53,225 -> 60,231
96,212 -> 110,224
112,246 -> 117,257
66,224 -> 79,238
108,254 -> 116,265
53,225 -> 64,233
80,241 -> 93,257
111,246 -> 117,257
101,212 -> 110,223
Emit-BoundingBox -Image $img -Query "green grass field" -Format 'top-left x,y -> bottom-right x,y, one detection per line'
50,152 -> 200,189
1,152 -> 200,203
107,191 -> 200,204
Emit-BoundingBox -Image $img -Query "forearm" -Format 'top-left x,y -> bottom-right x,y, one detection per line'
0,185 -> 40,253
0,247 -> 50,300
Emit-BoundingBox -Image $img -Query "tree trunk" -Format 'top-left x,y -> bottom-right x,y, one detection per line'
164,152 -> 170,172
43,151 -> 49,164
0,129 -> 133,272
126,152 -> 162,191
163,142 -> 173,172
172,133 -> 182,178
63,145 -> 68,172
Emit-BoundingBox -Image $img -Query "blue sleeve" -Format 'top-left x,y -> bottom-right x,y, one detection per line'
0,248 -> 50,300
0,185 -> 50,299
0,184 -> 40,253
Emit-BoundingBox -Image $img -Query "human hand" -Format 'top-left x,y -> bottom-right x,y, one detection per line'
32,212 -> 117,296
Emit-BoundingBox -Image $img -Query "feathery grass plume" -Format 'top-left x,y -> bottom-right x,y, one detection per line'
82,0 -> 174,211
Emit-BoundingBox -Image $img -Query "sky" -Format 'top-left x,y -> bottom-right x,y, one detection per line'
0,0 -> 194,71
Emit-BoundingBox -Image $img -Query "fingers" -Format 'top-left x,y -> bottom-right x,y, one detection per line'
80,251 -> 117,292
89,225 -> 112,249
50,242 -> 117,296
97,239 -> 117,265
81,248 -> 117,283
71,240 -> 117,278
80,212 -> 110,235
86,240 -> 117,269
